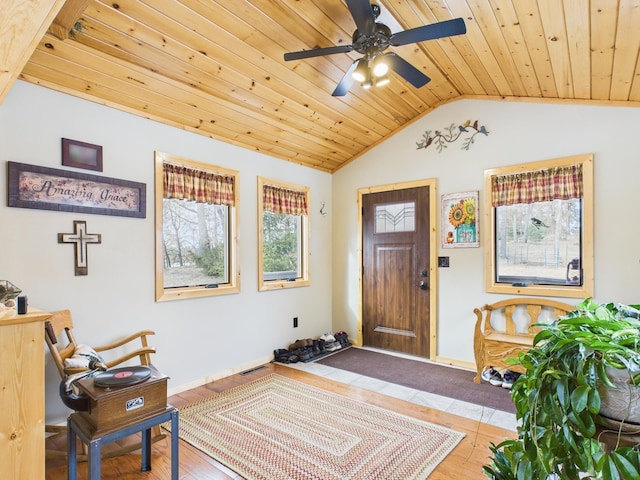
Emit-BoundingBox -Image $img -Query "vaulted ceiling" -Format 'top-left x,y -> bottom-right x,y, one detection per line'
4,0 -> 640,173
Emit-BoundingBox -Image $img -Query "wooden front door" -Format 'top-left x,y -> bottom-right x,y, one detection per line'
362,186 -> 431,357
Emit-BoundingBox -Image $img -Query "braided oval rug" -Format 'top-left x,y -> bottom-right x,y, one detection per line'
166,373 -> 464,480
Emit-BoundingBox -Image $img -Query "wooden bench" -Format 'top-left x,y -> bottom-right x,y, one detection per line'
473,297 -> 575,383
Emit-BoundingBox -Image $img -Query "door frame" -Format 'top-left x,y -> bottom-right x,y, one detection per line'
356,178 -> 439,360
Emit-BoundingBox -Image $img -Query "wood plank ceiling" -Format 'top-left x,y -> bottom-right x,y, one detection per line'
5,0 -> 640,173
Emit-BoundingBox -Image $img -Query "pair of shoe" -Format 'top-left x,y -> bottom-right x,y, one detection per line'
311,339 -> 322,355
481,367 -> 504,386
288,338 -> 312,350
273,349 -> 299,364
320,332 -> 341,352
292,347 -> 312,362
481,367 -> 521,389
288,338 -> 317,362
334,331 -> 350,348
501,370 -> 520,389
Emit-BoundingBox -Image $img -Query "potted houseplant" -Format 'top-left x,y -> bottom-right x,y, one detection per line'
484,298 -> 640,480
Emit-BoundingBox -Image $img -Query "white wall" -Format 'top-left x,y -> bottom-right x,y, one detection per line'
333,98 -> 640,365
5,81 -> 640,423
0,81 -> 333,424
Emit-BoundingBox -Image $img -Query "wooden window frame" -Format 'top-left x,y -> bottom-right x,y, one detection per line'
484,154 -> 594,298
154,151 -> 240,301
258,177 -> 310,291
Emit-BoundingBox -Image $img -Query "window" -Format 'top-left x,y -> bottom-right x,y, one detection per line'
484,154 -> 593,298
258,177 -> 310,291
155,152 -> 239,301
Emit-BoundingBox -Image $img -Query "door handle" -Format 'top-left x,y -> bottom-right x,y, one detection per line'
417,281 -> 428,290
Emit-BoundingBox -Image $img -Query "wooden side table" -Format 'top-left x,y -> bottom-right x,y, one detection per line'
0,308 -> 50,479
67,406 -> 179,480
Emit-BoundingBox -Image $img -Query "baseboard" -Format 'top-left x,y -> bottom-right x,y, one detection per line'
166,354 -> 273,396
358,346 -> 475,371
166,352 -> 475,396
434,355 -> 476,371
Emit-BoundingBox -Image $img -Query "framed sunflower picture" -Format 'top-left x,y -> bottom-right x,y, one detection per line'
441,191 -> 479,248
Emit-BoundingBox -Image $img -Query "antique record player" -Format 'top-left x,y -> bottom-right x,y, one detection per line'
75,364 -> 168,433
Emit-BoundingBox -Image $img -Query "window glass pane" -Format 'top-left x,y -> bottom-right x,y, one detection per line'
262,211 -> 302,281
163,198 -> 229,288
495,198 -> 581,286
375,202 -> 415,233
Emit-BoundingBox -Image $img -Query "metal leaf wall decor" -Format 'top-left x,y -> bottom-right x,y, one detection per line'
416,120 -> 489,153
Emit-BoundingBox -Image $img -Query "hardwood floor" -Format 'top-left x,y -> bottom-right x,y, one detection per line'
45,363 -> 516,479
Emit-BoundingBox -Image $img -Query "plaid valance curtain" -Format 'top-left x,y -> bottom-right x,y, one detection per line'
163,162 -> 235,206
263,184 -> 308,215
491,164 -> 583,207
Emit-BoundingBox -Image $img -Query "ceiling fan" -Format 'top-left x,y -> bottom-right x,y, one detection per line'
283,1 -> 466,96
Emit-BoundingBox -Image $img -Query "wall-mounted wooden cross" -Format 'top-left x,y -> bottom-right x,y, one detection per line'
58,220 -> 102,276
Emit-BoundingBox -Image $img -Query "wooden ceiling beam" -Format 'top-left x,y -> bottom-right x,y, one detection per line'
0,0 -> 66,104
47,0 -> 93,40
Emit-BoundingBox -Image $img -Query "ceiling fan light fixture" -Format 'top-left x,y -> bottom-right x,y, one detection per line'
372,55 -> 389,77
362,69 -> 373,89
352,58 -> 369,83
375,74 -> 390,87
284,2 -> 466,96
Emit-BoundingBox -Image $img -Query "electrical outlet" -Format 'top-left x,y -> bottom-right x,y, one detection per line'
293,317 -> 298,328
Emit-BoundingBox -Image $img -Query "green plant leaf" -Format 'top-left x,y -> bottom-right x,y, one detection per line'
616,447 -> 640,472
600,454 -> 622,480
596,361 -> 615,387
611,328 -> 640,339
595,304 -> 615,321
578,409 -> 596,437
611,451 -> 640,479
570,384 -> 589,412
533,329 -> 555,344
574,441 -> 596,472
515,458 -> 532,480
587,386 -> 601,413
555,377 -> 570,409
562,424 -> 580,452
548,392 -> 564,420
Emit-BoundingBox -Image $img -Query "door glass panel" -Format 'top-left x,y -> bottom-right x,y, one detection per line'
375,202 -> 415,233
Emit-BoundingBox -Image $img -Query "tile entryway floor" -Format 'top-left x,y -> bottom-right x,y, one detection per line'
284,349 -> 518,433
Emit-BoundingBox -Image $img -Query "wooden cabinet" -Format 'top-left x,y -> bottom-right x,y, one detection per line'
0,309 -> 50,479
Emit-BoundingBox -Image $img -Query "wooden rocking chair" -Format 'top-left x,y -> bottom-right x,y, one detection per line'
44,309 -> 165,460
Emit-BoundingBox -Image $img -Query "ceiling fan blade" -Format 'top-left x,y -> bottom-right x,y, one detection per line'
332,60 -> 358,96
284,45 -> 353,61
385,53 -> 431,88
390,18 -> 466,46
345,0 -> 376,36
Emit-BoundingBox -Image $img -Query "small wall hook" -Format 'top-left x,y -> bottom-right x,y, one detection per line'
320,201 -> 327,216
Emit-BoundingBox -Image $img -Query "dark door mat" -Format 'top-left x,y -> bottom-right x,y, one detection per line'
316,347 -> 515,413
